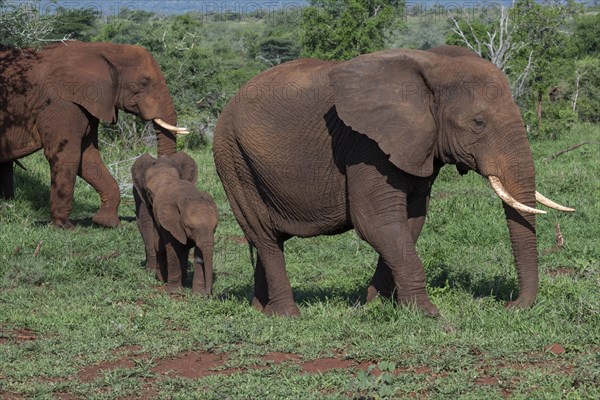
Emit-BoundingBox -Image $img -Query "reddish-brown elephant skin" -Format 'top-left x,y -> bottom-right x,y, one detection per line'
132,152 -> 218,296
213,45 -> 544,317
0,41 -> 179,228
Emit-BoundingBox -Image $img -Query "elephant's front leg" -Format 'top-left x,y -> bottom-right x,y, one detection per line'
348,162 -> 439,316
134,190 -> 158,274
0,161 -> 14,200
80,129 -> 120,228
164,239 -> 187,293
367,188 -> 431,302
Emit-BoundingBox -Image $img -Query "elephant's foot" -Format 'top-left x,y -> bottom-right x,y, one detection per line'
263,300 -> 300,317
92,209 -> 120,228
165,283 -> 184,294
397,295 -> 440,317
505,295 -> 536,310
0,188 -> 14,200
52,218 -> 75,230
251,296 -> 266,312
366,285 -> 394,303
192,286 -> 211,297
252,295 -> 299,316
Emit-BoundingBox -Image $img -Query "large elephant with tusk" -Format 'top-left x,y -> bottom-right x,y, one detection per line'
213,45 -> 574,317
0,41 -> 188,228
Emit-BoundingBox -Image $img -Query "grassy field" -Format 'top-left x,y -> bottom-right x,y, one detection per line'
1,123 -> 599,399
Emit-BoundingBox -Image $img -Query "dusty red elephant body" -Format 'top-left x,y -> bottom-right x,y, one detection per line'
213,45 -> 574,317
0,41 -> 187,228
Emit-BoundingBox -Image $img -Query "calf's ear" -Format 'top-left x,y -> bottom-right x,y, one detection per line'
169,152 -> 198,184
131,153 -> 156,194
154,196 -> 187,244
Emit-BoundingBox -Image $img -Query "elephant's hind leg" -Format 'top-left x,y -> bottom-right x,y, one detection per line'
80,129 -> 120,228
0,161 -> 14,200
253,239 -> 299,317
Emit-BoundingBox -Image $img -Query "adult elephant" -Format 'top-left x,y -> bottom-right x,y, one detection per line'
213,45 -> 574,317
0,41 -> 188,228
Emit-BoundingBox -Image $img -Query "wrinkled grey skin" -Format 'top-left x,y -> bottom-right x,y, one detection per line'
132,152 -> 218,295
213,45 -> 541,317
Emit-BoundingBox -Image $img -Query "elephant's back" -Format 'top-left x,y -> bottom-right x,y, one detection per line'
221,58 -> 338,158
214,58 -> 350,238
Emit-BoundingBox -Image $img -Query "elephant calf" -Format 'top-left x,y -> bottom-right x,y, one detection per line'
132,152 -> 218,295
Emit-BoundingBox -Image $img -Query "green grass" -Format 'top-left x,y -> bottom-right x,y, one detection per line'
1,124 -> 599,399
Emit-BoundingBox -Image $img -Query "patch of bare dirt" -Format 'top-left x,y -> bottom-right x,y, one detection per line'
153,351 -> 229,378
79,354 -> 150,383
70,346 -> 585,400
544,343 -> 566,355
475,376 -> 500,385
547,268 -> 575,276
53,393 -> 80,400
0,328 -> 37,344
263,352 -> 302,364
1,393 -> 26,400
301,357 -> 355,373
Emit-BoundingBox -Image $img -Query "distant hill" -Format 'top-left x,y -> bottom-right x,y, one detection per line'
34,0 -> 517,16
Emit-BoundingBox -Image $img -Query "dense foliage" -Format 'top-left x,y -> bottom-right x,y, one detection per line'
445,0 -> 599,138
301,0 -> 404,60
1,0 -> 599,141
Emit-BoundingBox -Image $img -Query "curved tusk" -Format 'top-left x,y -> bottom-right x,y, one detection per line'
535,192 -> 575,212
153,118 -> 190,135
488,176 -> 547,215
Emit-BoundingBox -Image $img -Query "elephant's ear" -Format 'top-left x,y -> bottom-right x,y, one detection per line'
169,152 -> 198,184
329,49 -> 439,177
47,48 -> 118,123
131,153 -> 156,195
154,195 -> 187,244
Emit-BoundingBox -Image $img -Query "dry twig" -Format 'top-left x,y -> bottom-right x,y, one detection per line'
33,240 -> 43,257
543,141 -> 595,161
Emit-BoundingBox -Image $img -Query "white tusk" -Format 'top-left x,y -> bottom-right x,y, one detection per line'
488,176 -> 547,215
153,118 -> 190,135
535,192 -> 575,212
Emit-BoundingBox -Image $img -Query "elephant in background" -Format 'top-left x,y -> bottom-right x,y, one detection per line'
132,152 -> 218,295
0,41 -> 189,228
213,45 -> 574,317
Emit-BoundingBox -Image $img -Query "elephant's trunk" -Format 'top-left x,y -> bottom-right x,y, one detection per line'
485,136 -> 539,308
202,241 -> 214,296
193,239 -> 214,296
154,98 -> 178,157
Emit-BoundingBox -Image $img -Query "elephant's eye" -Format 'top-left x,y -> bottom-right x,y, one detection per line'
472,117 -> 485,132
140,78 -> 150,89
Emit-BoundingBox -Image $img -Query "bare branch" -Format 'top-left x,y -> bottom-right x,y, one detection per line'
448,9 -> 483,56
512,51 -> 534,98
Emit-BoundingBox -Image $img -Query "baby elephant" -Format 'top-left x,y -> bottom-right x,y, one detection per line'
132,152 -> 218,295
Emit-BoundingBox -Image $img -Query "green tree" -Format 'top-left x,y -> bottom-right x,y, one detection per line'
49,7 -> 101,41
509,0 -> 580,132
445,19 -> 492,59
573,13 -> 600,56
0,0 -> 53,48
301,0 -> 405,60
